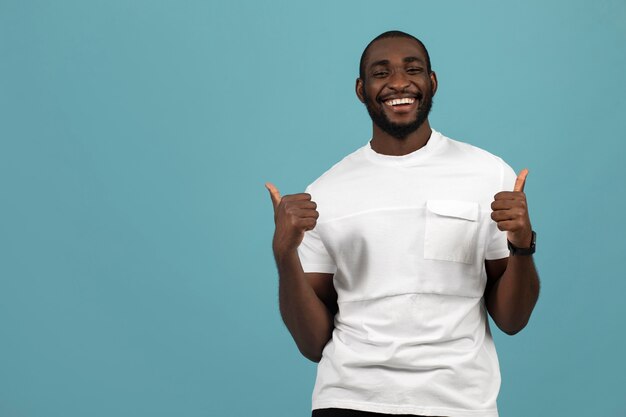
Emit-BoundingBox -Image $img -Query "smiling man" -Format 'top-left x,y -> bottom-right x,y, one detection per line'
266,31 -> 540,417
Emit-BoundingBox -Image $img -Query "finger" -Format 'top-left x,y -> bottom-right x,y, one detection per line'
292,217 -> 317,230
300,218 -> 317,231
513,168 -> 529,192
289,208 -> 320,219
491,198 -> 525,211
281,193 -> 312,202
265,182 -> 282,209
491,209 -> 522,222
281,199 -> 317,211
493,191 -> 518,201
491,200 -> 513,211
496,220 -> 518,232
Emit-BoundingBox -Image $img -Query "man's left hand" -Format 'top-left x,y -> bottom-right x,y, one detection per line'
490,169 -> 533,248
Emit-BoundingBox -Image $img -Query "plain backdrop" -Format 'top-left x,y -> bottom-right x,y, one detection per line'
1,1 -> 625,416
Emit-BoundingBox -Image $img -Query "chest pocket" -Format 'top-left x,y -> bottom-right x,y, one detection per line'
424,200 -> 480,264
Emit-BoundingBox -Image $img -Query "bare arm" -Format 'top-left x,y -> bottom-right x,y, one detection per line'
275,251 -> 336,362
266,182 -> 337,362
485,169 -> 540,335
485,256 -> 539,335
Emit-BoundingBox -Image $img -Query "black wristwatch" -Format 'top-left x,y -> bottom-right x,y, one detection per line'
508,231 -> 536,256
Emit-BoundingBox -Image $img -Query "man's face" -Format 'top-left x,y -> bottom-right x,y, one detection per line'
357,37 -> 437,139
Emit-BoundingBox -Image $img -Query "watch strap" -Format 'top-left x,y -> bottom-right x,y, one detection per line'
508,231 -> 536,256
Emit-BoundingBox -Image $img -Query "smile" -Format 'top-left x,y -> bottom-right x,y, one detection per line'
384,97 -> 416,106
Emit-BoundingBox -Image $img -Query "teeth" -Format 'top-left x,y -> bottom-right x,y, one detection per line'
386,97 -> 415,106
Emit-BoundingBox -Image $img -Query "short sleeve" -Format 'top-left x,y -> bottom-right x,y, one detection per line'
297,227 -> 337,274
296,186 -> 337,274
484,161 -> 518,260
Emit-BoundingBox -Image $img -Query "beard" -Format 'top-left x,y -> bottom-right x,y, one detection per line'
363,86 -> 434,140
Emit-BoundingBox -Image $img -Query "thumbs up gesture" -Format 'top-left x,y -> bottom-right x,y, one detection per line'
265,182 -> 320,256
490,169 -> 533,248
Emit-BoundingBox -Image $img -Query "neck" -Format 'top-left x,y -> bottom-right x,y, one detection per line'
369,120 -> 432,156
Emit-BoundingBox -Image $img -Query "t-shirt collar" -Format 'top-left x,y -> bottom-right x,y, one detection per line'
363,129 -> 443,167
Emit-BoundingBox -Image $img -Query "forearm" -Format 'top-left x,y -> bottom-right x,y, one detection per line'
487,255 -> 540,335
275,249 -> 334,362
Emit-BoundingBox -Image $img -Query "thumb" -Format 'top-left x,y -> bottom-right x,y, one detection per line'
265,182 -> 282,209
513,168 -> 529,192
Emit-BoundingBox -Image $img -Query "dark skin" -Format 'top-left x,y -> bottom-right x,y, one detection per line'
265,184 -> 335,362
266,37 -> 540,368
356,37 -> 437,156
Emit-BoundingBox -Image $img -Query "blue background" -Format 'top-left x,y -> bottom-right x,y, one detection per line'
1,1 -> 625,416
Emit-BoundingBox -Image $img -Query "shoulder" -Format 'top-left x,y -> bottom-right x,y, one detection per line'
305,143 -> 369,195
441,132 -> 508,166
437,131 -> 516,187
302,143 -> 371,221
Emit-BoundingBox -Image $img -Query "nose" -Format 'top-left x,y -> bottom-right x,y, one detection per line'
387,70 -> 410,91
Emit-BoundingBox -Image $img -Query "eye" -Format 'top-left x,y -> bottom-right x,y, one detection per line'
406,67 -> 424,74
372,70 -> 389,78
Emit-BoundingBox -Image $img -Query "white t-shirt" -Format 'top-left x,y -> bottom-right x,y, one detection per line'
297,129 -> 517,417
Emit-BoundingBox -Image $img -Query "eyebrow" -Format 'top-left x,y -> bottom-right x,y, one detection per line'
369,56 -> 425,68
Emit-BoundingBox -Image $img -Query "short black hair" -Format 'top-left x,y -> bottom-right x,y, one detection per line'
359,30 -> 432,80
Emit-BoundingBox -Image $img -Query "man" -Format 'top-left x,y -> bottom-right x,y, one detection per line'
266,31 -> 540,417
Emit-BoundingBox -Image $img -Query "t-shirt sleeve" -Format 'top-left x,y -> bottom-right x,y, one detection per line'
484,160 -> 518,260
296,186 -> 337,274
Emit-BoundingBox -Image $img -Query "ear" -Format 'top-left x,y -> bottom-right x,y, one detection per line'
429,71 -> 438,96
355,78 -> 365,103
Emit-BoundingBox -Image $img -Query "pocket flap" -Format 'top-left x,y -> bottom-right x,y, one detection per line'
426,200 -> 479,221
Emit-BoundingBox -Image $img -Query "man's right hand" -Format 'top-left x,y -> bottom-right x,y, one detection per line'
265,182 -> 320,256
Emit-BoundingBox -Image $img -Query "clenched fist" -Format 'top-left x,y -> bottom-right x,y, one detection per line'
491,169 -> 533,249
265,182 -> 320,256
